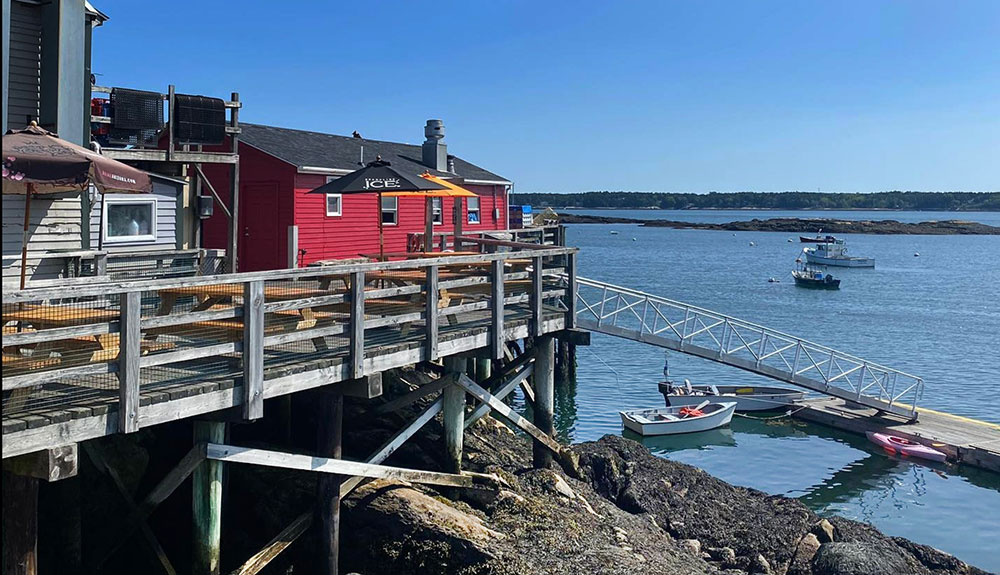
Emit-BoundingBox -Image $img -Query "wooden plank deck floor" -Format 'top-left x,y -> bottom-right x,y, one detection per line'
793,397 -> 1000,473
2,306 -> 567,458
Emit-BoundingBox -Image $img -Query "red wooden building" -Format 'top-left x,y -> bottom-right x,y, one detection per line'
200,120 -> 511,271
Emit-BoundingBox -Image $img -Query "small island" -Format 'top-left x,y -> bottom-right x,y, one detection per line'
556,213 -> 1000,235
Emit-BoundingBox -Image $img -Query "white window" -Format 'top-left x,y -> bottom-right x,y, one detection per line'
103,197 -> 157,243
381,196 -> 398,225
325,193 -> 342,216
467,196 -> 481,224
432,198 -> 443,225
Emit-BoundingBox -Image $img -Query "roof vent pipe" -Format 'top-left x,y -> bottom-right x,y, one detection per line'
447,155 -> 456,173
421,119 -> 447,171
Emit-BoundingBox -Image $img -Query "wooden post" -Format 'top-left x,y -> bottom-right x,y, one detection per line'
193,421 -> 225,575
475,357 -> 491,383
442,356 -> 466,475
425,266 -> 438,361
349,271 -> 365,379
490,259 -> 504,360
453,198 -> 463,251
119,291 -> 141,433
424,197 -> 433,252
531,255 -> 543,337
2,471 -> 38,575
565,252 -> 577,329
533,336 -> 556,469
316,390 -> 343,575
243,281 -> 264,420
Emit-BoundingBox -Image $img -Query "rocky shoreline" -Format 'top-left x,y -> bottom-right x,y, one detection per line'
222,369 -> 988,575
556,213 -> 1000,235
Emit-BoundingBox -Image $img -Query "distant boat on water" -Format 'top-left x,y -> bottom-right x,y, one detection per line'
800,234 -> 838,243
804,239 -> 875,268
792,267 -> 841,289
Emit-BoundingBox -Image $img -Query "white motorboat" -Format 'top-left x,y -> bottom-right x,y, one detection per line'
803,239 -> 875,268
658,381 -> 805,412
619,402 -> 737,436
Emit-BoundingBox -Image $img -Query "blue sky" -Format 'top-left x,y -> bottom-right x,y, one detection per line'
93,1 -> 998,193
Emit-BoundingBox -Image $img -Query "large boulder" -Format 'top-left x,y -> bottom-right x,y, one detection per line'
575,434 -> 817,572
812,541 -> 915,575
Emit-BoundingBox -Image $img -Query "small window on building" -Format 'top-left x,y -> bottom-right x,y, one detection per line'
432,198 -> 443,225
467,196 -> 481,224
381,196 -> 398,225
326,193 -> 342,216
103,198 -> 157,243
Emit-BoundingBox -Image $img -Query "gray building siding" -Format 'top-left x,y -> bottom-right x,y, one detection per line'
1,192 -> 84,286
6,0 -> 42,131
89,177 -> 181,252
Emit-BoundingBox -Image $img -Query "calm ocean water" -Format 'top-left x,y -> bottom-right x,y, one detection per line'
549,213 -> 1000,570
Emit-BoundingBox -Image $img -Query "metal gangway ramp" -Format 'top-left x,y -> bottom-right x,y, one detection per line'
572,276 -> 924,420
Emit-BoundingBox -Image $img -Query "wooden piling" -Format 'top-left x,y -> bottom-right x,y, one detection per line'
2,471 -> 38,575
316,390 -> 344,575
193,421 -> 225,575
533,336 -> 556,469
475,357 -> 492,383
442,356 -> 467,475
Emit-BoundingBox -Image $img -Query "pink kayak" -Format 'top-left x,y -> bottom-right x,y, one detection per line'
866,431 -> 948,463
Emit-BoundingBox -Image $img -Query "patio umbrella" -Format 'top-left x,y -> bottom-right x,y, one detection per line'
309,157 -> 446,260
384,173 -> 478,252
3,122 -> 152,288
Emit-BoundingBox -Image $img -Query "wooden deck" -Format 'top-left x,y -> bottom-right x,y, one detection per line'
793,398 -> 1000,473
2,243 -> 578,459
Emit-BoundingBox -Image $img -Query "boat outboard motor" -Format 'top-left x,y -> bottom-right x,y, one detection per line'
684,379 -> 693,395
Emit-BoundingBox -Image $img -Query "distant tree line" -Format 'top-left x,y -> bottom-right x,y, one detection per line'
510,191 -> 1000,211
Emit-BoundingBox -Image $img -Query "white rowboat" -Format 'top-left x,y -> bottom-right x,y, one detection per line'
620,402 -> 737,436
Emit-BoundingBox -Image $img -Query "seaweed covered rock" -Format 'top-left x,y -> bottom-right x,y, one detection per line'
575,434 -> 816,572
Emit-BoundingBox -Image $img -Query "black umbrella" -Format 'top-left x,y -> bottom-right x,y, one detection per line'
310,157 -> 446,259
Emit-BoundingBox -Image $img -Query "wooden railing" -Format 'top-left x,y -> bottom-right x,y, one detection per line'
2,245 -> 577,452
406,225 -> 565,253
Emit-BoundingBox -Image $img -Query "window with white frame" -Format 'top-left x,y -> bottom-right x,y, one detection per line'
103,197 -> 157,243
467,196 -> 481,224
381,196 -> 398,225
325,193 -> 342,216
432,198 -> 443,224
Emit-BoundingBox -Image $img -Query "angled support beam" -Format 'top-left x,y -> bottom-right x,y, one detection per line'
206,444 -> 501,489
93,445 -> 207,573
341,393 -> 445,498
374,374 -> 453,415
228,511 -> 312,575
84,444 -> 178,575
454,374 -> 580,478
464,361 -> 534,430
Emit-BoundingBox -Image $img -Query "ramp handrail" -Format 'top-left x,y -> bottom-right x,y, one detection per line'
571,275 -> 924,419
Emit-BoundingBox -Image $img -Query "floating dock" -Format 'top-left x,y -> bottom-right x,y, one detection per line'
794,398 -> 1000,473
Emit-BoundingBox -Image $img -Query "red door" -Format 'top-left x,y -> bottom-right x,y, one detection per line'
239,182 -> 282,272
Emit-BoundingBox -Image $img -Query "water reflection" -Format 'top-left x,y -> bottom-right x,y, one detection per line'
551,375 -> 1000,570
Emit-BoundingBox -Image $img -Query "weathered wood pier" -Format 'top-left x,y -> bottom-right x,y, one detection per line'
2,236 -> 587,574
